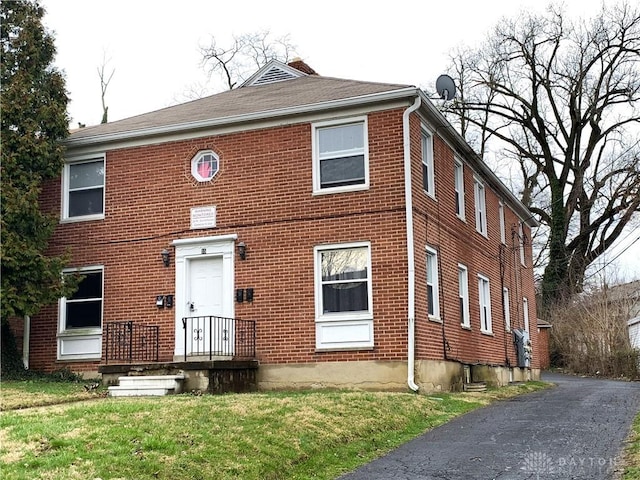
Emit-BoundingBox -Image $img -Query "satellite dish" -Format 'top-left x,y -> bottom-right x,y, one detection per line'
436,74 -> 456,101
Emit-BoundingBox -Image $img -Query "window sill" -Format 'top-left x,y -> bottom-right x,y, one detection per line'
60,214 -> 105,224
315,346 -> 374,353
476,230 -> 488,239
480,330 -> 494,336
423,190 -> 437,201
428,315 -> 442,323
312,184 -> 369,196
456,214 -> 466,222
461,325 -> 472,331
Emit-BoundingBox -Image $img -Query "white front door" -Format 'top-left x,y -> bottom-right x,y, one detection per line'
173,235 -> 237,359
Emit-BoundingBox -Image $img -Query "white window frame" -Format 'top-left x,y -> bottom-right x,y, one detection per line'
519,223 -> 526,266
478,274 -> 493,334
499,201 -> 506,245
314,242 -> 373,350
421,127 -> 435,198
474,177 -> 487,236
191,150 -> 220,182
312,117 -> 369,195
426,246 -> 441,321
458,264 -> 470,328
58,265 -> 104,360
62,154 -> 106,222
503,287 -> 511,331
523,297 -> 530,332
454,159 -> 465,220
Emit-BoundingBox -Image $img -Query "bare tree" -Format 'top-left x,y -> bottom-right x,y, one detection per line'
199,30 -> 297,90
97,52 -> 114,124
442,2 -> 640,309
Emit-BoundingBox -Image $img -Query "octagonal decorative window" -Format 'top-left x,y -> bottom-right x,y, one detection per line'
191,150 -> 219,182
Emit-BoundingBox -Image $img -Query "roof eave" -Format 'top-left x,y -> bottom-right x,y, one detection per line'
418,91 -> 539,228
63,86 -> 418,149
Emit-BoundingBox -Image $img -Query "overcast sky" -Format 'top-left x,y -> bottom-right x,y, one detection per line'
39,0 -> 639,281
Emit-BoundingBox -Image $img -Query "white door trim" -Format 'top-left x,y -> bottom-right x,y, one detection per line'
173,234 -> 236,358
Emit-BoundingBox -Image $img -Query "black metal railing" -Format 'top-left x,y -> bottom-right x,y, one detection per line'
182,316 -> 256,361
105,321 -> 159,364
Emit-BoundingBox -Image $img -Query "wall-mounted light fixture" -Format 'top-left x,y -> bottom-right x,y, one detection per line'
237,242 -> 247,260
161,249 -> 171,267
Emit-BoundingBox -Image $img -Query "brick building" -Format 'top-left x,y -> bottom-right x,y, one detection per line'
26,60 -> 540,391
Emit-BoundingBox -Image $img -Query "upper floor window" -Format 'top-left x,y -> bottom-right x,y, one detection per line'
523,296 -> 530,332
454,159 -> 464,219
499,202 -> 506,244
312,117 -> 368,194
421,128 -> 435,197
474,177 -> 487,236
478,274 -> 492,334
426,246 -> 440,320
191,150 -> 219,182
63,157 -> 105,221
519,223 -> 526,266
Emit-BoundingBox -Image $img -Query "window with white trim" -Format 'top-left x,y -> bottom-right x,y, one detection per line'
312,118 -> 368,194
426,246 -> 440,320
519,223 -> 526,266
458,264 -> 470,328
454,159 -> 465,219
58,266 -> 103,360
474,177 -> 487,236
421,128 -> 435,197
499,202 -> 506,244
63,157 -> 105,220
503,287 -> 511,331
191,150 -> 219,182
523,297 -> 530,332
478,274 -> 492,333
314,243 -> 373,350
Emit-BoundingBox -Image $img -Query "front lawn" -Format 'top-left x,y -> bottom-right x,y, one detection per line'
0,381 -> 548,480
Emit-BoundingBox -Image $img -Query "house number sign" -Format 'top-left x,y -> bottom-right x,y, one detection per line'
190,205 -> 217,230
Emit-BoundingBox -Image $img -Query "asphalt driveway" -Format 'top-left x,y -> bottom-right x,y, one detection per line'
338,373 -> 640,479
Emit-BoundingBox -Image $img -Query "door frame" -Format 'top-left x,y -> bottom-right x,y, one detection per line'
172,234 -> 236,358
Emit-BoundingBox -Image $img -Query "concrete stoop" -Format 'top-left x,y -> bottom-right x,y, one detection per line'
107,374 -> 185,397
463,381 -> 487,392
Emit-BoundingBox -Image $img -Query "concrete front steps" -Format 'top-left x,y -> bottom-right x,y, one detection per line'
107,374 -> 185,397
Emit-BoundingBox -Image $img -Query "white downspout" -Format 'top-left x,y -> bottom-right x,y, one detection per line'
403,96 -> 421,392
23,315 -> 30,370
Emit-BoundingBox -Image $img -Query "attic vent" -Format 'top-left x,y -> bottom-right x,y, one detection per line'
250,65 -> 299,86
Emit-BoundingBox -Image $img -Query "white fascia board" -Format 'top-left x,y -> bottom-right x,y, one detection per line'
63,87 -> 418,150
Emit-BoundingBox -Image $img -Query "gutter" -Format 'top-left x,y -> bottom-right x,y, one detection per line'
403,96 -> 421,392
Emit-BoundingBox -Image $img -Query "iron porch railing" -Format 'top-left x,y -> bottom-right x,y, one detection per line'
182,316 -> 256,361
105,321 -> 159,364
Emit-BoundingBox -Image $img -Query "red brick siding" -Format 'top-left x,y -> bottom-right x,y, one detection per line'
31,106 -> 540,373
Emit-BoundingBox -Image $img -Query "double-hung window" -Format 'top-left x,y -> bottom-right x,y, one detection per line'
314,243 -> 373,350
458,264 -> 470,328
478,274 -> 492,334
63,156 -> 105,221
474,177 -> 487,236
519,223 -> 526,266
58,266 -> 104,360
426,247 -> 440,320
313,118 -> 368,194
503,287 -> 511,331
499,202 -> 506,244
422,128 -> 435,197
454,159 -> 464,219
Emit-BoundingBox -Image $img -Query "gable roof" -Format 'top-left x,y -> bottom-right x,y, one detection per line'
66,74 -> 412,145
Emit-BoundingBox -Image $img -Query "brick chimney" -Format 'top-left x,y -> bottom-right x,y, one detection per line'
288,58 -> 318,75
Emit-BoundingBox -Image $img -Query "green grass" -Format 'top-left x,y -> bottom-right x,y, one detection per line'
0,380 -> 106,411
623,412 -> 640,480
0,381 -> 549,480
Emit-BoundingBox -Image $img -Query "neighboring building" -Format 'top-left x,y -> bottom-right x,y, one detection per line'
536,319 -> 552,369
26,59 -> 540,391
